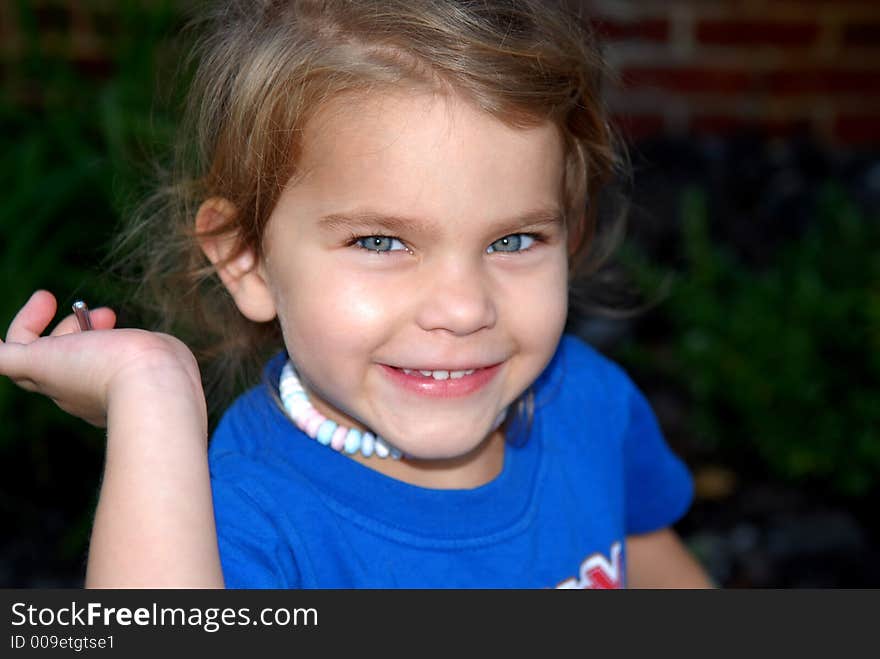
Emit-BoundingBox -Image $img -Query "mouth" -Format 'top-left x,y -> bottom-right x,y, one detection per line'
380,363 -> 503,398
399,367 -> 477,380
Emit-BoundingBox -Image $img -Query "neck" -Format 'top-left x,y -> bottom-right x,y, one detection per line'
350,428 -> 506,489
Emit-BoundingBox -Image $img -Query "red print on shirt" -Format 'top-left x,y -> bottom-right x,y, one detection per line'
555,541 -> 623,589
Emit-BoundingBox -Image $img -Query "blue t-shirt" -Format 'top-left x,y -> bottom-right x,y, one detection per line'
208,334 -> 693,588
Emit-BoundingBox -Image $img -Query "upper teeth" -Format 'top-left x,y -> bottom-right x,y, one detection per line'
402,368 -> 476,379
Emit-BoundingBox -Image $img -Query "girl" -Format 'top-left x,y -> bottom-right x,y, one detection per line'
0,0 -> 712,588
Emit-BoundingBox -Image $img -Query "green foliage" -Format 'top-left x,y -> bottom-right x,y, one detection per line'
620,185 -> 880,497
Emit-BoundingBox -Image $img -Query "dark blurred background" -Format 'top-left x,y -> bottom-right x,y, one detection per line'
1,0 -> 878,587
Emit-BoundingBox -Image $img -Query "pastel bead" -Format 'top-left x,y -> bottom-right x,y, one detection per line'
296,408 -> 320,431
344,428 -> 362,454
305,413 -> 326,436
330,425 -> 348,451
374,438 -> 390,458
290,404 -> 312,420
280,366 -> 303,390
283,395 -> 307,410
278,379 -> 303,391
281,391 -> 308,404
279,359 -> 400,460
316,419 -> 337,445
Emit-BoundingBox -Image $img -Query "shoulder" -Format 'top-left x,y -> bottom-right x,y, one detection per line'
525,333 -> 653,460
555,333 -> 632,381
542,333 -> 644,416
209,385 -> 278,459
208,351 -> 289,469
206,352 -> 333,510
549,336 -> 694,533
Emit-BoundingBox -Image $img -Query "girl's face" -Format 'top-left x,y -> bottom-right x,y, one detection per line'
258,91 -> 569,483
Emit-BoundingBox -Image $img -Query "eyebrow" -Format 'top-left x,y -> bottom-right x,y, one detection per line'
317,207 -> 565,235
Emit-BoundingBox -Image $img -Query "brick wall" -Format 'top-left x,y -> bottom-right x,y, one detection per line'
0,1 -> 148,98
3,1 -> 879,146
586,0 -> 880,145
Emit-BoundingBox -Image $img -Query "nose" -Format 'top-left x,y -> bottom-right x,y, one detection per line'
414,257 -> 497,336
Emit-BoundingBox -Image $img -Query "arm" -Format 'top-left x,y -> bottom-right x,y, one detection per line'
86,369 -> 224,588
1,291 -> 224,588
625,527 -> 715,588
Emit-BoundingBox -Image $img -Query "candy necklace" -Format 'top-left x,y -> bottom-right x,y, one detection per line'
279,359 -> 509,460
279,360 -> 402,459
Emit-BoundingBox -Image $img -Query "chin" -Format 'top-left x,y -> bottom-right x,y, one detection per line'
388,428 -> 493,462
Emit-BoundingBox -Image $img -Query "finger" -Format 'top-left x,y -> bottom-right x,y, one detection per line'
5,290 -> 58,344
89,307 -> 117,331
0,341 -> 33,385
49,307 -> 117,337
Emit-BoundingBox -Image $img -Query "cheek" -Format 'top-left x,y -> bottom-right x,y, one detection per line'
279,267 -> 399,363
505,254 -> 569,349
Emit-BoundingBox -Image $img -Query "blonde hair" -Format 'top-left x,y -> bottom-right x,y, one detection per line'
109,0 -> 624,420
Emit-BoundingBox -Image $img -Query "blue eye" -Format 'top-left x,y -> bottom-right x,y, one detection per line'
486,233 -> 536,254
355,235 -> 408,253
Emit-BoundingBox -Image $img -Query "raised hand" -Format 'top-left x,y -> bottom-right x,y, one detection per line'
0,290 -> 204,428
2,290 -> 223,586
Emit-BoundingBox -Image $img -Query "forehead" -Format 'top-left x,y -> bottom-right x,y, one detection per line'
286,90 -> 565,222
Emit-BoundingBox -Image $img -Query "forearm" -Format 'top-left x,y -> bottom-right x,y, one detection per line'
626,528 -> 715,589
86,378 -> 224,588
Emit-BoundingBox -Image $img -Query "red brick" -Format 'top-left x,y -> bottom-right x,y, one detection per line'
842,23 -> 880,47
688,115 -> 750,135
764,70 -> 880,95
590,18 -> 669,43
622,67 -> 753,94
834,114 -> 880,144
33,5 -> 71,31
690,114 -> 812,138
785,0 -> 880,3
696,20 -> 820,47
611,113 -> 665,141
71,55 -> 115,79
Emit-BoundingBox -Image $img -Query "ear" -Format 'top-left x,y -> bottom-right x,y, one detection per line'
195,197 -> 277,323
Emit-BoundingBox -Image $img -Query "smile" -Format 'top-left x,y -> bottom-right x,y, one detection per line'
381,363 -> 502,398
400,368 -> 476,380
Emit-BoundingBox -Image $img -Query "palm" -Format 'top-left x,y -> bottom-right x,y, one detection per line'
0,290 -> 202,427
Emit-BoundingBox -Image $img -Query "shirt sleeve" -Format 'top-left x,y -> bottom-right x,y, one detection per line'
622,385 -> 694,535
211,463 -> 302,589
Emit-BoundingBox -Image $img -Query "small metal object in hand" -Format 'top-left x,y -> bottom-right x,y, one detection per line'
72,300 -> 93,332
